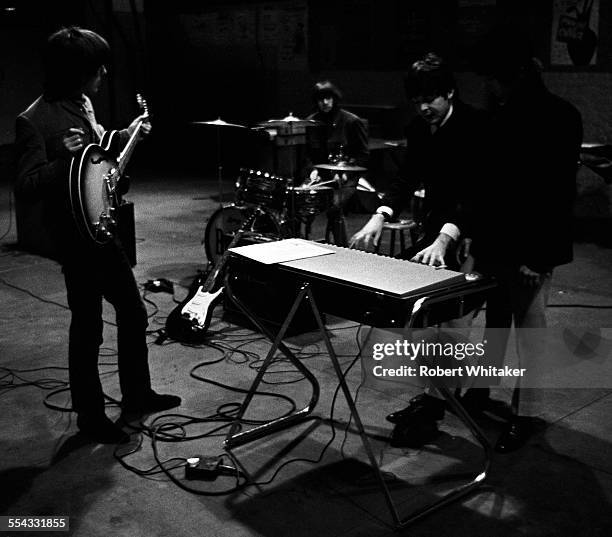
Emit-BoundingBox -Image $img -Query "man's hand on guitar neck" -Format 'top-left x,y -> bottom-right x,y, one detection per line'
128,113 -> 152,140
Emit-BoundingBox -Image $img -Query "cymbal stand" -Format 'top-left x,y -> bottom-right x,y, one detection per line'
216,125 -> 223,209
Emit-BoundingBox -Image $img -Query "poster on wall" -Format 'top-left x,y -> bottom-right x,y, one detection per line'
551,0 -> 599,66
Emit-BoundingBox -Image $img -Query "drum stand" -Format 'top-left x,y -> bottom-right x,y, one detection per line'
223,270 -> 492,529
216,126 -> 224,209
324,174 -> 351,246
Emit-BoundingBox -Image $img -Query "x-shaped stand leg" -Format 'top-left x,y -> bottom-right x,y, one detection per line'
224,277 -> 491,528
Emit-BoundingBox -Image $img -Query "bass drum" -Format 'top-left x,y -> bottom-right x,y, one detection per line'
204,204 -> 282,265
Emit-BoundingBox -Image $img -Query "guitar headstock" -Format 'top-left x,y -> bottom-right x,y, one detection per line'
136,93 -> 149,118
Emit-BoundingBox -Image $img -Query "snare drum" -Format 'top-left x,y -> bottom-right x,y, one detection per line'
286,186 -> 334,218
236,169 -> 287,210
204,204 -> 281,264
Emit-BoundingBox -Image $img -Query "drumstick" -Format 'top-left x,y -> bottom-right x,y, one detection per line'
305,178 -> 339,188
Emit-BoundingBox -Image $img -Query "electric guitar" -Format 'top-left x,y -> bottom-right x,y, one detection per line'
165,229 -> 248,343
69,94 -> 149,244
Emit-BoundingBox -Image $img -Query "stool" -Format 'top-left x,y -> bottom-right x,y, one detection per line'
374,219 -> 417,257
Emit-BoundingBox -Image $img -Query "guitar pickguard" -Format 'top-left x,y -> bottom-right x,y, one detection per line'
181,287 -> 224,328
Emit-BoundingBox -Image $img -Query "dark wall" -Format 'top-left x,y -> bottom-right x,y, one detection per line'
2,1 -> 611,172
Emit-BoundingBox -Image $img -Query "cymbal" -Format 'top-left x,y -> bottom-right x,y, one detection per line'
314,162 -> 367,172
582,142 -> 611,149
191,117 -> 247,129
260,113 -> 321,127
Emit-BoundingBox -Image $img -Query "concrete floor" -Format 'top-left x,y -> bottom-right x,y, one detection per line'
1,170 -> 612,537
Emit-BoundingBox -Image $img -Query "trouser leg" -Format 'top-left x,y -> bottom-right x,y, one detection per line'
64,265 -> 105,417
479,272 -> 513,389
102,246 -> 152,401
511,272 -> 552,415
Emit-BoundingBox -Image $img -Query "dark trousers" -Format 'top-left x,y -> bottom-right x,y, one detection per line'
478,263 -> 551,401
63,242 -> 151,417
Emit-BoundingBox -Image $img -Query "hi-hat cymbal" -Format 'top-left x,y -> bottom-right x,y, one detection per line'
314,162 -> 367,172
191,117 -> 247,129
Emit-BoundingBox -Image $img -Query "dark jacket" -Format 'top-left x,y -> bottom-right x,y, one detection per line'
14,95 -> 128,263
384,100 -> 488,243
306,107 -> 369,168
471,81 -> 582,272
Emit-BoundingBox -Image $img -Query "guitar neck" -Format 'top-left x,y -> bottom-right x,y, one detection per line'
116,120 -> 144,175
201,231 -> 246,292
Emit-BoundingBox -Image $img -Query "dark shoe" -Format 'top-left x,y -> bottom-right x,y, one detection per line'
122,391 -> 182,415
495,417 -> 533,453
386,393 -> 445,425
459,388 -> 512,421
389,420 -> 440,448
77,414 -> 130,444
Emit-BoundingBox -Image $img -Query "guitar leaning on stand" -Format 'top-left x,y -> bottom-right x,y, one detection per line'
165,221 -> 259,343
69,94 -> 149,244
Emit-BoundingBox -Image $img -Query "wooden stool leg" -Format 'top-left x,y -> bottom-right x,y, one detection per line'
399,230 -> 406,255
389,230 -> 396,257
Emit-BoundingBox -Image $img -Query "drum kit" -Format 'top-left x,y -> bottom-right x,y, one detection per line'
193,115 -> 368,264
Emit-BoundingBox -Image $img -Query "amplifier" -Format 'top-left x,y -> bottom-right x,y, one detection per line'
222,234 -> 320,336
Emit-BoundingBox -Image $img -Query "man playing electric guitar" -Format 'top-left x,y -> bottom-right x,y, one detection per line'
14,27 -> 181,444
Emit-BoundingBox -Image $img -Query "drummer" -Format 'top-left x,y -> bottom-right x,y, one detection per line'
302,80 -> 369,246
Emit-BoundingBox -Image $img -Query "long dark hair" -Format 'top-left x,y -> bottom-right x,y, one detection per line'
43,26 -> 110,100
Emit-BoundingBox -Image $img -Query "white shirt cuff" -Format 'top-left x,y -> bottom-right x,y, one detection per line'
376,206 -> 394,219
440,223 -> 460,241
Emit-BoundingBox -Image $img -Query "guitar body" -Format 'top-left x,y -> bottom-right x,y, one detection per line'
165,278 -> 224,343
69,131 -> 123,244
165,226 -> 255,343
69,94 -> 149,245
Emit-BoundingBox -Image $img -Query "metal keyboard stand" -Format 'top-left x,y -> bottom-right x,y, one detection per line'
223,271 -> 492,529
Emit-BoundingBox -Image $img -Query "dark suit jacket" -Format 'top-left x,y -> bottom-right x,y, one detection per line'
14,95 -> 128,262
471,82 -> 582,272
306,107 -> 369,168
384,100 -> 488,243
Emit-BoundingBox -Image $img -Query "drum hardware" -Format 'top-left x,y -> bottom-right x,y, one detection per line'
256,114 -> 322,178
203,203 -> 282,265
356,177 -> 384,199
235,168 -> 289,211
284,185 -> 334,240
311,157 -> 368,246
580,142 -> 612,184
191,118 -> 247,129
314,162 -> 368,172
259,112 -> 321,131
191,117 -> 248,208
